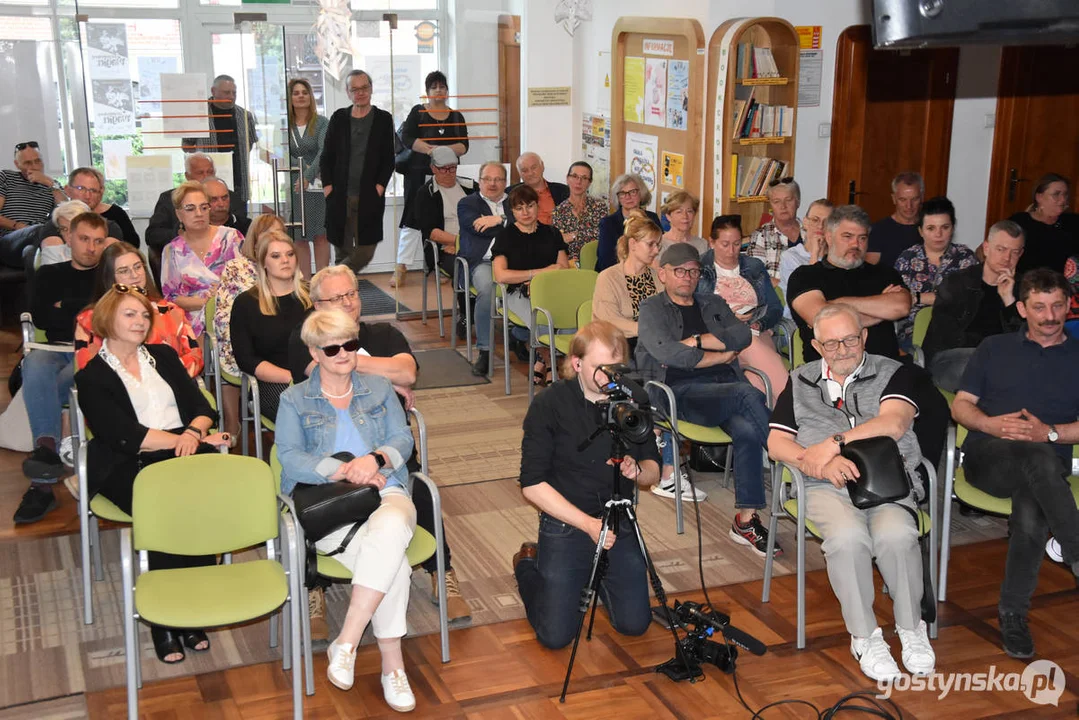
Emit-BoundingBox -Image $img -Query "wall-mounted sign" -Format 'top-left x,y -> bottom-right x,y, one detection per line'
642,38 -> 675,57
528,86 -> 572,107
415,21 -> 436,54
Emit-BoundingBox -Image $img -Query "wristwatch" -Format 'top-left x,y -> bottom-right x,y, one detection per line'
1048,425 -> 1059,443
832,433 -> 846,449
368,451 -> 387,468
693,333 -> 702,349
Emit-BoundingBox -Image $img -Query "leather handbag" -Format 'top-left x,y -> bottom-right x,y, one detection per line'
394,122 -> 413,175
839,436 -> 912,510
292,479 -> 381,543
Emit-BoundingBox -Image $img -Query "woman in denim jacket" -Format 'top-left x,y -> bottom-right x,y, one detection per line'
275,309 -> 418,713
698,215 -> 788,398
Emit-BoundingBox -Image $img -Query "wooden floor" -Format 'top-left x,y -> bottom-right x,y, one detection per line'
77,539 -> 1079,719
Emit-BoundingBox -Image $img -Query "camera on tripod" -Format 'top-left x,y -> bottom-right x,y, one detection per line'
595,363 -> 653,443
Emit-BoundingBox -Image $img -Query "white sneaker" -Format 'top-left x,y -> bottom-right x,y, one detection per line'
381,668 -> 416,712
896,620 -> 936,676
850,627 -> 903,682
1046,536 -> 1063,563
326,639 -> 357,691
59,435 -> 75,468
651,472 -> 707,502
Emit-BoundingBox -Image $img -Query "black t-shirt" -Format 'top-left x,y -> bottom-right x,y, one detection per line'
966,280 -> 1006,341
520,378 -> 660,516
287,320 -> 415,385
490,222 -> 567,292
230,290 -> 310,375
869,217 -> 921,270
31,262 -> 97,342
787,259 -> 905,362
663,302 -> 738,386
1012,211 -> 1079,277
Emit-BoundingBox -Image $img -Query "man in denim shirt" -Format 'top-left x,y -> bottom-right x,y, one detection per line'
636,243 -> 778,558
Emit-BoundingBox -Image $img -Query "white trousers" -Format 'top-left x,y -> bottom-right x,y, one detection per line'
395,227 -> 423,265
315,487 -> 417,639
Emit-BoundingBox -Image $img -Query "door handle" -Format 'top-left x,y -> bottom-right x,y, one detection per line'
1007,168 -> 1029,203
848,180 -> 867,205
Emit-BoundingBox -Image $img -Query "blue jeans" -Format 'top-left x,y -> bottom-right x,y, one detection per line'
515,512 -> 652,649
23,350 -> 75,485
471,261 -> 494,350
670,379 -> 769,509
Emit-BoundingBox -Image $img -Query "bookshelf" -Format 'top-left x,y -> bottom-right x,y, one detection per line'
704,17 -> 800,237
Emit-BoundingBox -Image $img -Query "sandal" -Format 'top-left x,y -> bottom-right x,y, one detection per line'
151,627 -> 185,664
532,360 -> 550,388
181,629 -> 210,652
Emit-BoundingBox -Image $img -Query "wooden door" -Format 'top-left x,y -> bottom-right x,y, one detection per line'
498,15 -> 521,184
828,25 -> 958,221
985,45 -> 1079,230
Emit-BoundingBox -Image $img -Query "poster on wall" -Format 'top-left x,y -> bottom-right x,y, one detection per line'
126,155 -> 173,215
625,131 -> 659,211
661,150 -> 684,189
623,56 -> 645,123
161,73 -> 209,136
644,58 -> 667,128
796,26 -> 823,107
137,56 -> 178,115
581,113 -> 610,196
367,55 -> 422,123
86,23 -> 136,135
102,139 -> 132,181
666,60 -> 689,130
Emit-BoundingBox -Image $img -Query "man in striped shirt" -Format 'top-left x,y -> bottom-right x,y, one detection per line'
0,142 -> 63,236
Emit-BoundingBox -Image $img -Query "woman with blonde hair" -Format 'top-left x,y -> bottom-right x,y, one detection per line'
592,210 -> 664,354
659,191 -> 709,259
229,231 -> 313,421
287,78 -> 330,278
595,173 -> 661,271
161,180 -> 242,336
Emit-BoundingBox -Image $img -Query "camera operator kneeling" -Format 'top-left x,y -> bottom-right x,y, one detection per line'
514,320 -> 660,649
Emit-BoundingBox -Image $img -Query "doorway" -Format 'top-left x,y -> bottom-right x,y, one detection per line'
827,25 -> 959,221
985,45 -> 1079,230
498,14 -> 520,185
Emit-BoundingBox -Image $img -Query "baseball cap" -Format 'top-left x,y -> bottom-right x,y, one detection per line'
659,242 -> 701,267
431,146 -> 459,167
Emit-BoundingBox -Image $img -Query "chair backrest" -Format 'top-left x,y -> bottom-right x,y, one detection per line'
578,240 -> 599,271
775,285 -> 785,307
270,444 -> 283,492
577,299 -> 593,328
792,328 -> 805,368
912,306 -> 932,348
529,269 -> 599,330
132,454 -> 278,555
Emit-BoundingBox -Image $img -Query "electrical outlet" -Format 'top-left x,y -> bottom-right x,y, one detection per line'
984,113 -> 995,128
818,123 -> 831,138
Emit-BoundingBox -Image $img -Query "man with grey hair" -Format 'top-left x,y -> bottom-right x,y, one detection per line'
923,220 -> 1026,391
182,75 -> 259,205
867,171 -> 924,268
504,152 -> 568,225
321,69 -> 395,273
203,176 -> 251,237
768,302 -> 934,682
747,177 -> 804,282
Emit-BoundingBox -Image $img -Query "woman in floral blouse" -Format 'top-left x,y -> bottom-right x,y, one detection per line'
160,181 -> 243,337
894,196 -> 977,349
552,161 -> 607,263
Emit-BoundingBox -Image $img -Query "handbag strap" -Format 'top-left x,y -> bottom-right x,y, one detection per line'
321,521 -> 363,557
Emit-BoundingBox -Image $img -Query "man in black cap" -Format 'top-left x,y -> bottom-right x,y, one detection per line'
636,243 -> 778,558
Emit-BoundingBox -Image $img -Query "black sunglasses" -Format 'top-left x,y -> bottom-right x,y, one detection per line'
113,283 -> 148,296
15,141 -> 39,152
321,339 -> 361,357
768,177 -> 795,187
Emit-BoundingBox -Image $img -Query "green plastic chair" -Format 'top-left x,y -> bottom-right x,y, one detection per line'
761,461 -> 938,649
911,306 -> 933,367
120,454 -> 302,719
578,239 -> 599,271
528,269 -> 599,402
577,299 -> 593,328
489,282 -> 533,395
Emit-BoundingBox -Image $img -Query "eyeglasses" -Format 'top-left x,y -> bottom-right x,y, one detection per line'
819,334 -> 862,352
348,84 -> 372,94
567,173 -> 592,182
115,262 -> 145,279
315,289 -> 359,305
768,177 -> 795,188
14,141 -> 39,151
113,283 -> 148,296
71,185 -> 102,195
671,267 -> 702,279
321,339 -> 361,357
617,188 -> 640,198
433,165 -> 457,173
181,203 -> 211,213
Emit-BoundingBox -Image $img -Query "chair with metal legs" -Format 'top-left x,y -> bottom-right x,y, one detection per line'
528,269 -> 599,403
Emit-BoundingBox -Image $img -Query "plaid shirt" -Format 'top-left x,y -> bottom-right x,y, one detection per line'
745,220 -> 804,279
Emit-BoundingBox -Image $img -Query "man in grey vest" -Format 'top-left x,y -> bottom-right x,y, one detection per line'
767,303 -> 935,683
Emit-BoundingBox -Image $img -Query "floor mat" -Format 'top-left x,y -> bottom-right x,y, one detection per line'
359,278 -> 411,315
413,349 -> 490,390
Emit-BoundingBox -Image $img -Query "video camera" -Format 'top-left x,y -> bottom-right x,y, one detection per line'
595,363 -> 654,443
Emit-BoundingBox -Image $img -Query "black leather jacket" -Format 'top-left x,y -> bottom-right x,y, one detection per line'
922,263 -> 1022,362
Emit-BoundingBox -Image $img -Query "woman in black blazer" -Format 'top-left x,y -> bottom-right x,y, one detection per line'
76,285 -> 229,666
319,69 -> 396,273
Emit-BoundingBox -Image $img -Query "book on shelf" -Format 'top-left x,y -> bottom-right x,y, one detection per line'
737,43 -> 780,79
731,155 -> 789,199
733,99 -> 794,139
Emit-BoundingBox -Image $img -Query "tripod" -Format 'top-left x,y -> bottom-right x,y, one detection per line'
559,431 -> 699,702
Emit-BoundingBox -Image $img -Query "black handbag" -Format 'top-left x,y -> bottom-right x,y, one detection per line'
839,436 -> 913,510
394,122 -> 413,175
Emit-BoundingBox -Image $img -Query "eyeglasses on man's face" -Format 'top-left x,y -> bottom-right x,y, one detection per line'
670,267 -> 702,279
316,289 -> 359,306
71,185 -> 103,195
819,334 -> 862,352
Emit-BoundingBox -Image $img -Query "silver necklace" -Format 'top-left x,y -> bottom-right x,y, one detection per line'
321,382 -> 353,399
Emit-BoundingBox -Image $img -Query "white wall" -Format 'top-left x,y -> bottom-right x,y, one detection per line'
518,0 -> 1003,245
